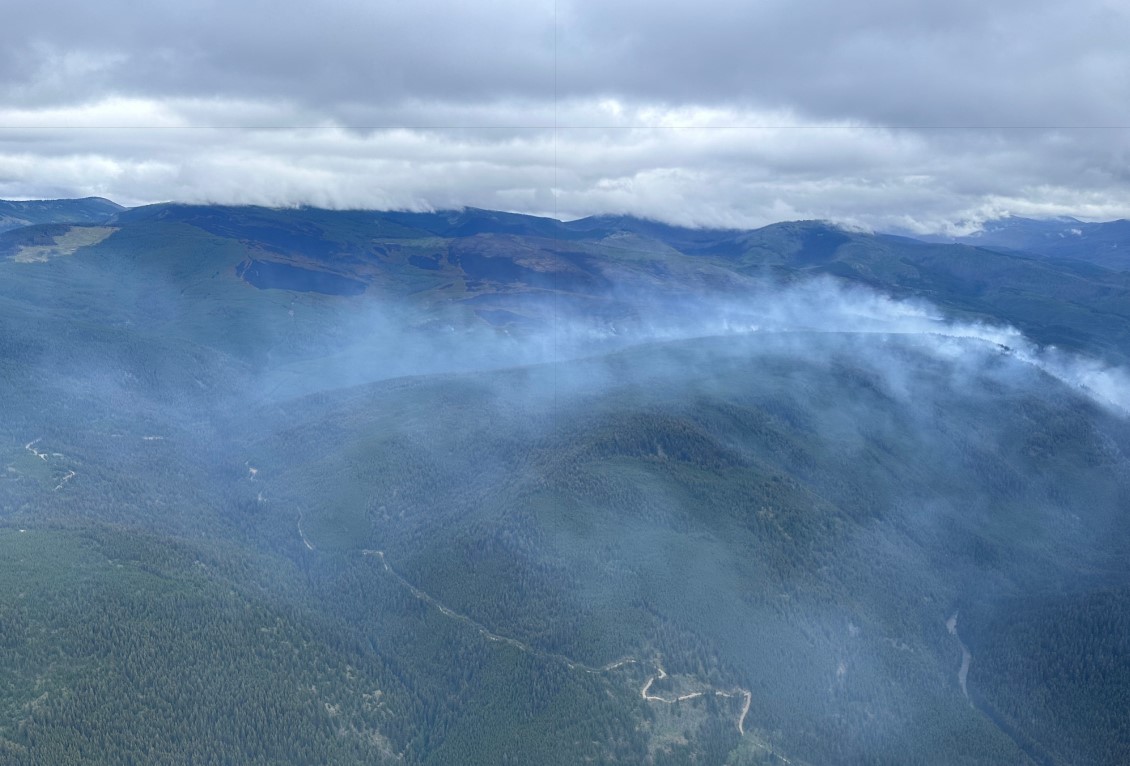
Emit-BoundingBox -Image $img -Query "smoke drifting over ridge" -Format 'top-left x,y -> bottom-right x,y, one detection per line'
281,276 -> 1130,417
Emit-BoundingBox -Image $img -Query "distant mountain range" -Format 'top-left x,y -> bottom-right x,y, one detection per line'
5,196 -> 1128,268
3,199 -> 1129,365
909,215 -> 1130,270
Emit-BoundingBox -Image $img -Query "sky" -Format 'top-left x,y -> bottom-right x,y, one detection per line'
1,0 -> 1128,232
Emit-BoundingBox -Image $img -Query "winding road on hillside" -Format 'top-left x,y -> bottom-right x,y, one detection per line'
946,611 -> 972,699
361,549 -> 756,737
263,456 -> 780,754
25,438 -> 77,491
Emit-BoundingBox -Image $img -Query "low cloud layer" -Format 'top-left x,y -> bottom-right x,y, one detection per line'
1,1 -> 1129,231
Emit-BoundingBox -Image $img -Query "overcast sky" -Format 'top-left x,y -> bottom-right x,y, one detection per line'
1,0 -> 1128,232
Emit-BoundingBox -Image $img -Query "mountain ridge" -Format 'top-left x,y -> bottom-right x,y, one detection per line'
6,198 -> 1129,367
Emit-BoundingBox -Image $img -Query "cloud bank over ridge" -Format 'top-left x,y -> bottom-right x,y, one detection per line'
1,0 -> 1129,231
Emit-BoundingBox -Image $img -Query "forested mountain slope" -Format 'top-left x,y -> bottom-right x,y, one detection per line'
2,200 -> 1129,764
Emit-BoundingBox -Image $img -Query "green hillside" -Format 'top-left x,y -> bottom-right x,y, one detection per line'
2,201 -> 1130,764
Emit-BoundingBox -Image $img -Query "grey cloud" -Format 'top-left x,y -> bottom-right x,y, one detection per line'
557,0 -> 1130,128
1,1 -> 1129,229
4,0 -> 1128,128
1,0 -> 556,113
